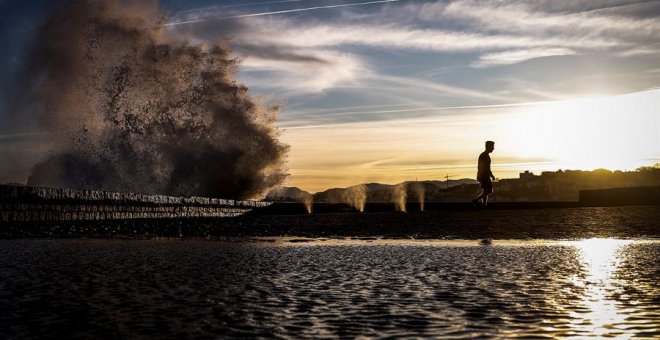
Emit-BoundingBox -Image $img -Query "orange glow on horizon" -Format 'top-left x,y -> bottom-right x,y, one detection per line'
281,90 -> 659,193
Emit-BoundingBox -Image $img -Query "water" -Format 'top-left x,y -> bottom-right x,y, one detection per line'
0,238 -> 658,338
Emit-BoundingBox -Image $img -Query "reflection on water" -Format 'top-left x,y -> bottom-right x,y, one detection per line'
0,238 -> 657,338
571,238 -> 629,336
561,238 -> 659,338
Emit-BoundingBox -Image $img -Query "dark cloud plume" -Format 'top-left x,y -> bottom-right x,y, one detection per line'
19,0 -> 288,199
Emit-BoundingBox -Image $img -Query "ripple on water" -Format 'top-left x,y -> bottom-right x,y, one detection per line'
0,239 -> 657,338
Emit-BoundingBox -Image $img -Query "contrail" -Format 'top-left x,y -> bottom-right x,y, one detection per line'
162,0 -> 399,27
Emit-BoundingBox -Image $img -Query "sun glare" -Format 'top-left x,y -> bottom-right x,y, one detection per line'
504,91 -> 659,171
282,90 -> 658,191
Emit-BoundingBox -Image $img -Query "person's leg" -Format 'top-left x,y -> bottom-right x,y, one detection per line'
482,187 -> 492,206
473,189 -> 485,205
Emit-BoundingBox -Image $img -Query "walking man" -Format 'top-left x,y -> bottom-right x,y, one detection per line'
472,141 -> 495,207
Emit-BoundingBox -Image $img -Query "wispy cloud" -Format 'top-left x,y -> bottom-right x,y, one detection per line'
166,0 -> 660,105
369,74 -> 516,103
167,12 -> 627,96
240,49 -> 366,93
440,0 -> 660,38
189,18 -> 620,52
471,48 -> 576,68
281,100 -> 552,129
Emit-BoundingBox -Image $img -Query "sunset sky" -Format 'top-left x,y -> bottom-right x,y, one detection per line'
1,0 -> 659,193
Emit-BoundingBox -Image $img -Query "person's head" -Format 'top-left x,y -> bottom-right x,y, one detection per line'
485,140 -> 495,153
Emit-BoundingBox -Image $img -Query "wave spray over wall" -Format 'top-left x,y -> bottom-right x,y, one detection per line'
19,0 -> 288,199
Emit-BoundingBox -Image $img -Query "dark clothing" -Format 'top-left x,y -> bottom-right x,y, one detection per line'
477,151 -> 493,182
480,178 -> 493,189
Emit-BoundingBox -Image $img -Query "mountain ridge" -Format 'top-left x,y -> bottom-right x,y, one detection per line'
266,179 -> 478,202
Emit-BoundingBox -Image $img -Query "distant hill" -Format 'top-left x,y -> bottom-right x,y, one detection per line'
265,186 -> 312,201
267,179 -> 478,203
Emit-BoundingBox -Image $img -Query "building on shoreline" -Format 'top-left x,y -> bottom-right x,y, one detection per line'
494,167 -> 660,201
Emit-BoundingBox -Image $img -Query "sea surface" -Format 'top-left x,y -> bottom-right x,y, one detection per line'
0,238 -> 658,338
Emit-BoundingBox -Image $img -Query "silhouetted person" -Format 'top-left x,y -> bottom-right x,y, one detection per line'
472,141 -> 495,208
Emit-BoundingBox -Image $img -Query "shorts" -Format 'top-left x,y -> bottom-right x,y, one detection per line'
479,179 -> 493,189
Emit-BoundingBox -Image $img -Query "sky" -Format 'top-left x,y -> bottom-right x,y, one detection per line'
1,0 -> 659,193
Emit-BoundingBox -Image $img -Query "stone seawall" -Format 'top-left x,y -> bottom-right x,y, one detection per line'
579,186 -> 660,206
0,185 -> 270,222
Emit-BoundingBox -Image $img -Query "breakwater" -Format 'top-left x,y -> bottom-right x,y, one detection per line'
579,186 -> 660,206
0,185 -> 269,222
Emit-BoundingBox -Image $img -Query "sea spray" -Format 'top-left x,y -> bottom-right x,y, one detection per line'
15,0 -> 288,200
342,184 -> 367,212
411,182 -> 425,211
392,183 -> 407,212
301,193 -> 313,214
266,187 -> 313,213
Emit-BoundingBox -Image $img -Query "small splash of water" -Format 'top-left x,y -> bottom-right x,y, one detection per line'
343,184 -> 366,212
301,194 -> 313,214
392,183 -> 407,212
411,182 -> 425,211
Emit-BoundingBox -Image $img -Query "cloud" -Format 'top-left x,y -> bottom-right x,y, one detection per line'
441,0 -> 660,39
280,100 -> 553,129
235,43 -> 329,64
206,18 -> 618,52
471,48 -> 576,68
165,12 -> 624,96
163,0 -> 660,101
240,49 -> 366,93
167,17 -> 371,94
368,74 -> 516,103
167,2 -> 650,68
